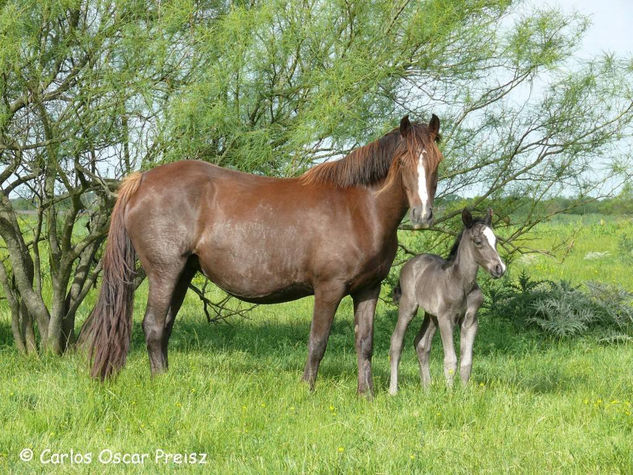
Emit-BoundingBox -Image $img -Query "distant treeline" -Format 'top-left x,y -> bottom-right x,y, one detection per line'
12,190 -> 633,217
437,187 -> 633,217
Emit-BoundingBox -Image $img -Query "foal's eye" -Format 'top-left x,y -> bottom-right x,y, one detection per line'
473,239 -> 482,246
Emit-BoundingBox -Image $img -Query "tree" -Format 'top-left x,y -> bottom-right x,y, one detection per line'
1,0 -> 632,353
161,0 -> 632,253
0,0 -> 197,353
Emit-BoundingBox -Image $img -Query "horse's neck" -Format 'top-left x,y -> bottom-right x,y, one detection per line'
448,237 -> 479,289
371,172 -> 409,234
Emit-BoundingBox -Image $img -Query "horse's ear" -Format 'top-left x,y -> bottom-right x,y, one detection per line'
485,208 -> 493,226
429,114 -> 440,141
400,115 -> 411,137
462,208 -> 474,228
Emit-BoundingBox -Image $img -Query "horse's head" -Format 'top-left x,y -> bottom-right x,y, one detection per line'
462,208 -> 506,278
398,115 -> 442,228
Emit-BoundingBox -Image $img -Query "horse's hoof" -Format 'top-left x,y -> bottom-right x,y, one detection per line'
300,376 -> 316,392
357,386 -> 374,400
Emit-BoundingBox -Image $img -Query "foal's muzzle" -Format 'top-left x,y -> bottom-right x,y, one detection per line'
410,206 -> 433,229
490,262 -> 506,279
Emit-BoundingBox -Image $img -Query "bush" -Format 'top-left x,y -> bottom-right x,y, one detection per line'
483,270 -> 633,342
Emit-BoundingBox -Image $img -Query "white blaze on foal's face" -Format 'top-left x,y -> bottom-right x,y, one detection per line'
482,225 -> 507,273
482,226 -> 496,248
417,150 -> 429,215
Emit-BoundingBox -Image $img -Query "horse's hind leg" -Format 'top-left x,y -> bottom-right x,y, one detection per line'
414,313 -> 437,389
161,257 -> 199,368
389,294 -> 418,395
459,288 -> 483,384
142,260 -> 188,375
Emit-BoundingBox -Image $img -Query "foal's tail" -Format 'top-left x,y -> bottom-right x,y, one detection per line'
392,281 -> 402,305
79,172 -> 143,381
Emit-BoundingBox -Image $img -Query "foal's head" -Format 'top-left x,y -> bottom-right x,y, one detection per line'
397,115 -> 443,229
461,208 -> 506,278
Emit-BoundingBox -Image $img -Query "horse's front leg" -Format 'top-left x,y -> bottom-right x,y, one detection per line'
352,285 -> 381,397
460,288 -> 483,384
437,313 -> 457,387
302,282 -> 345,391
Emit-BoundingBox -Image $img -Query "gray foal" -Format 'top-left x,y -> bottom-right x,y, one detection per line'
389,208 -> 506,394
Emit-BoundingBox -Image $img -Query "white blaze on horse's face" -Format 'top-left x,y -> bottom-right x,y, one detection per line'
416,150 -> 429,216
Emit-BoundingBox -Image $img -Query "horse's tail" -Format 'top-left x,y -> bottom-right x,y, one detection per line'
80,172 -> 143,381
392,281 -> 402,305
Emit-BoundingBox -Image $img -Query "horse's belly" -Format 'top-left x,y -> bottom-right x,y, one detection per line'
199,257 -> 311,303
225,283 -> 313,304
195,229 -> 313,303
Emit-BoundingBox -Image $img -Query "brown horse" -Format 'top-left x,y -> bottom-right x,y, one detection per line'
82,115 -> 443,395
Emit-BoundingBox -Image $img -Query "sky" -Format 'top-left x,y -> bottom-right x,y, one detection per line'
489,0 -> 633,198
557,0 -> 633,193
543,0 -> 632,59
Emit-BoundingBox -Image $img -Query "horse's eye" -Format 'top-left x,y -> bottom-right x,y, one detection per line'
474,239 -> 482,246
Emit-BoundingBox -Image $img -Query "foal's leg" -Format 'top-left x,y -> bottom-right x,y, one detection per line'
389,294 -> 418,395
459,288 -> 483,384
352,285 -> 381,396
437,313 -> 457,387
302,282 -> 346,391
413,313 -> 437,389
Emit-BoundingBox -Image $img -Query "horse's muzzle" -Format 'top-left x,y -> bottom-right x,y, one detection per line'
410,206 -> 433,229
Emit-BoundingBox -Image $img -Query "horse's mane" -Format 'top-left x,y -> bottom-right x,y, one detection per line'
300,123 -> 441,188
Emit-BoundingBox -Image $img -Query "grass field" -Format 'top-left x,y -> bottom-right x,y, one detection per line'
1,215 -> 632,473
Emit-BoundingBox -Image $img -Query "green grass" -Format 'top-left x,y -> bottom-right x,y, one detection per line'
1,215 -> 632,473
511,214 -> 633,289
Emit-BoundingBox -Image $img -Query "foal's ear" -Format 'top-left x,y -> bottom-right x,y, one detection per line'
400,115 -> 412,137
429,114 -> 440,141
462,208 -> 474,228
485,208 -> 493,226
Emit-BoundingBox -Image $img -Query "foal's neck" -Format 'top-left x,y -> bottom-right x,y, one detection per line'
448,234 -> 479,288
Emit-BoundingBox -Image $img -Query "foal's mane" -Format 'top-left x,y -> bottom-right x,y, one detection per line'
445,218 -> 488,263
300,123 -> 440,188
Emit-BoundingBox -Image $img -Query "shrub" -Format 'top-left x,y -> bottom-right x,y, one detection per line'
483,270 -> 633,342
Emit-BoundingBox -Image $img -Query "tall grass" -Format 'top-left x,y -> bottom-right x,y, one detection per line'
0,215 -> 632,472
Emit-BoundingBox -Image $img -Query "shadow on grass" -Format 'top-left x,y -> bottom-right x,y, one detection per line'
121,304 -> 569,392
0,320 -> 15,348
129,313 -> 379,384
0,299 -> 585,394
